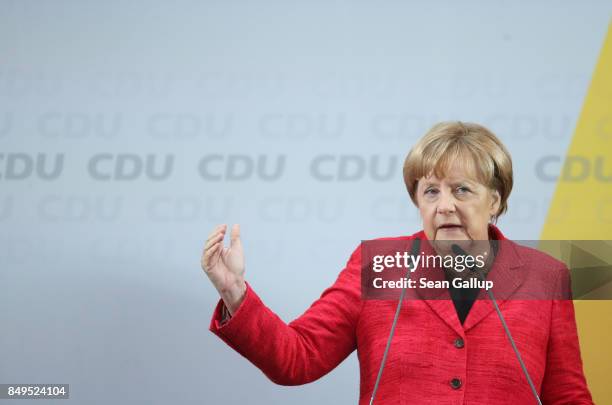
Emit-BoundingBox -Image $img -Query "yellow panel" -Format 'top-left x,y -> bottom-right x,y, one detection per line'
540,20 -> 612,403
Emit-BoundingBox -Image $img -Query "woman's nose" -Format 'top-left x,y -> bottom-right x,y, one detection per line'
436,192 -> 456,214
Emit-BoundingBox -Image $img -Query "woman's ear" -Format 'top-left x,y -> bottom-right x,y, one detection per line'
489,189 -> 501,216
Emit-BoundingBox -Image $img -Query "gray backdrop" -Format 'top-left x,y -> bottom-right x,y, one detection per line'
1,1 -> 611,404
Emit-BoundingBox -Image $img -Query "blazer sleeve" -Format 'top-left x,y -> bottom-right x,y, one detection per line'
540,266 -> 593,404
209,245 -> 363,386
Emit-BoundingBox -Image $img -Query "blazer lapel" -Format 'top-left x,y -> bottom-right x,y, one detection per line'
410,226 -> 526,335
422,295 -> 465,337
411,235 -> 465,337
463,239 -> 526,332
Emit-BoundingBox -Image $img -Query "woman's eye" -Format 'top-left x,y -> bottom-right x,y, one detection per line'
456,186 -> 470,194
424,188 -> 438,195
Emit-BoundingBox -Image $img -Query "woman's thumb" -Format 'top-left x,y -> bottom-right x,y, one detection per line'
230,224 -> 241,247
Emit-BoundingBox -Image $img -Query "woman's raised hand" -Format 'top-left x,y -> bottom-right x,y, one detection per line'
201,224 -> 247,314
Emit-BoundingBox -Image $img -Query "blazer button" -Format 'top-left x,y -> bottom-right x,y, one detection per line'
450,378 -> 462,389
454,338 -> 465,349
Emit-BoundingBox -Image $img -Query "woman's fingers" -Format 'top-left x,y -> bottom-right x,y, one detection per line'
201,224 -> 245,298
202,223 -> 242,276
205,224 -> 226,244
202,240 -> 221,271
204,232 -> 224,251
202,223 -> 232,271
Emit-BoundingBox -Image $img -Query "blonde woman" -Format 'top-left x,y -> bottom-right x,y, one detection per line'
202,122 -> 593,404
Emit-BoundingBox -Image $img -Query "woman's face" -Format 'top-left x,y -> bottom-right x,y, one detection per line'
416,164 -> 500,243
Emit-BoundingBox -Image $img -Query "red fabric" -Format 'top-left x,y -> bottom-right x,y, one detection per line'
209,225 -> 593,404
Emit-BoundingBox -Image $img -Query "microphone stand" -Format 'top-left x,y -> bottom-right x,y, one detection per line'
369,238 -> 420,405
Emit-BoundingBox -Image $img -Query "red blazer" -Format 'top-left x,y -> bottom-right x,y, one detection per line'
210,226 -> 593,404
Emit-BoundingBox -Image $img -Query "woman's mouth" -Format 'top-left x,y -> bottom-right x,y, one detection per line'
435,224 -> 468,241
438,224 -> 463,230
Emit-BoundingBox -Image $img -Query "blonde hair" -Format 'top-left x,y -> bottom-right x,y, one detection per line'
403,121 -> 513,220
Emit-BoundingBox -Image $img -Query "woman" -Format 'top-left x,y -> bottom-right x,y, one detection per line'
201,122 -> 593,404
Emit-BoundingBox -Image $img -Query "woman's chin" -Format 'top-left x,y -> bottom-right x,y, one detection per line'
433,229 -> 472,254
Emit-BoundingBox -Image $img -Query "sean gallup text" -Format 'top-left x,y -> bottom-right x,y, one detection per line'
372,277 -> 494,291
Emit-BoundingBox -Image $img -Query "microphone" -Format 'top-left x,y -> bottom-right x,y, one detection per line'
451,243 -> 543,405
369,238 -> 420,405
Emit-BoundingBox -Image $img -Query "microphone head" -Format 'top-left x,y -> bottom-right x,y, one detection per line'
409,238 -> 421,270
451,243 -> 466,256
